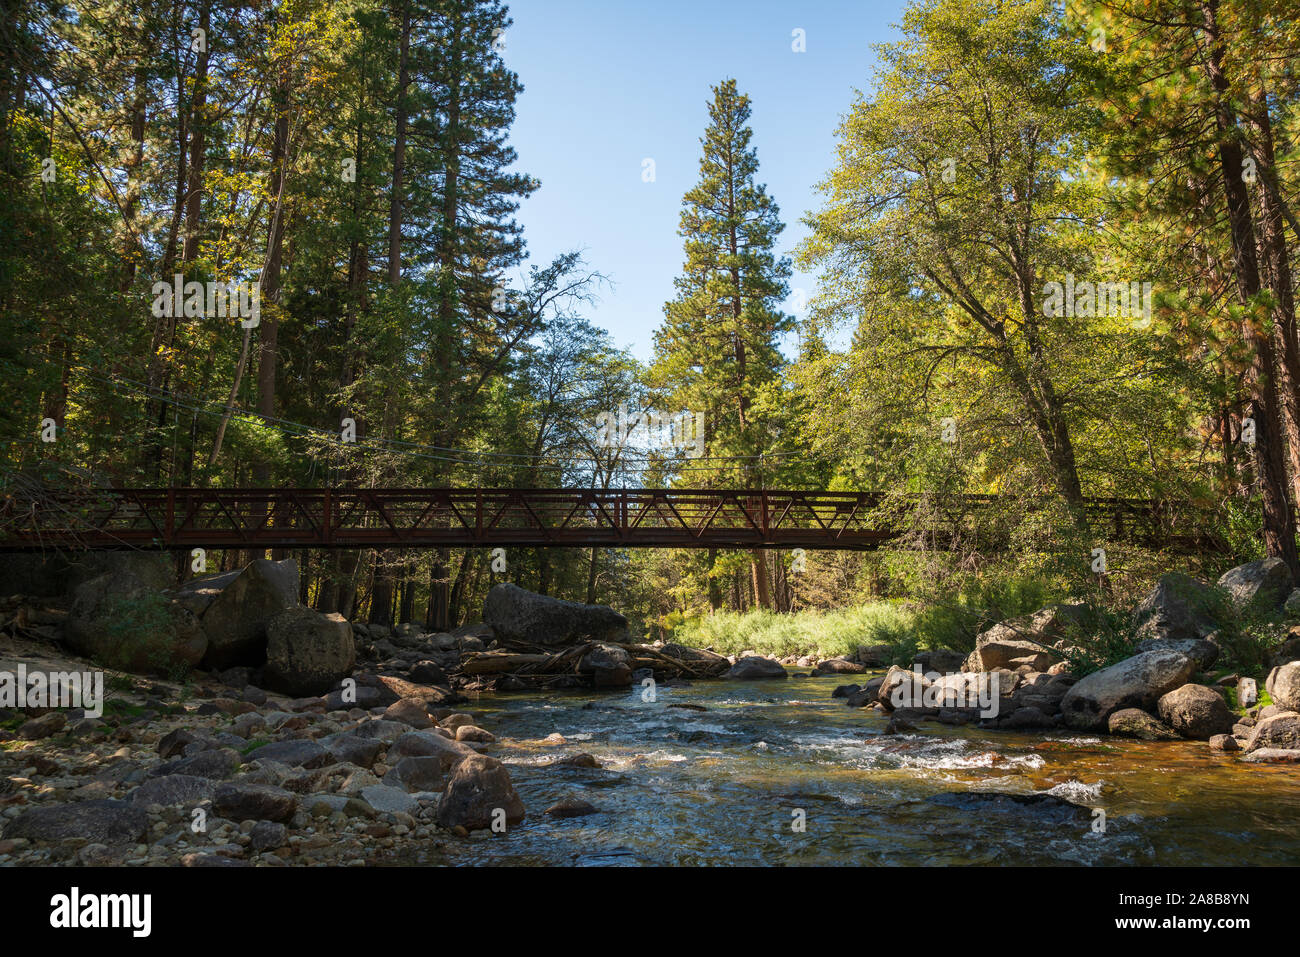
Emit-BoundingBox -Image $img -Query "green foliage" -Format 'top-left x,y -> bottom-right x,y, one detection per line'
96,591 -> 191,680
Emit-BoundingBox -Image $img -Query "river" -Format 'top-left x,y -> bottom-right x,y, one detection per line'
382,669 -> 1300,866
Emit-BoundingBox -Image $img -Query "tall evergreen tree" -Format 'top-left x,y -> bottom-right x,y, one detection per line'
652,78 -> 792,610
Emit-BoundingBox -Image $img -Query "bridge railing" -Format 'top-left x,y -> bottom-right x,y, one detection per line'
0,485 -> 1217,552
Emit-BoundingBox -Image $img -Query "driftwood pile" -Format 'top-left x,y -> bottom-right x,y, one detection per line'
461,638 -> 730,691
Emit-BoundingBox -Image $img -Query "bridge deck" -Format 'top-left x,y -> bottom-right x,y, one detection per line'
0,487 -> 1209,552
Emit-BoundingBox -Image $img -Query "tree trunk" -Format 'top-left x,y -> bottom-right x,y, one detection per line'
1202,0 -> 1299,575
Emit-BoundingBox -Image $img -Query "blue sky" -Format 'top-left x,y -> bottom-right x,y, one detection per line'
502,0 -> 910,362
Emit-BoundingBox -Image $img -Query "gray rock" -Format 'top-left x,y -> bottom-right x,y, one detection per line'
129,774 -> 215,807
1266,662 -> 1300,712
17,712 -> 66,740
578,643 -> 634,687
962,604 -> 1085,672
1107,707 -> 1180,741
323,734 -> 384,769
1237,676 -> 1258,709
1060,649 -> 1198,731
243,739 -> 335,770
1157,684 -> 1234,740
248,820 -> 287,852
1243,711 -> 1300,753
389,730 -> 476,769
150,747 -> 241,780
1133,636 -> 1220,671
814,657 -> 867,675
66,569 -> 207,674
483,582 -> 628,647
1240,748 -> 1300,763
1217,558 -> 1293,610
545,797 -> 598,818
191,558 -> 300,670
436,754 -> 525,831
726,656 -> 787,680
1131,572 -> 1220,644
383,697 -> 433,728
4,799 -> 148,845
1209,734 -> 1239,751
359,784 -> 418,814
262,606 -> 356,696
384,756 -> 449,793
213,782 -> 298,822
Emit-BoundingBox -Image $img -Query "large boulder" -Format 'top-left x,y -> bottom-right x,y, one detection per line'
1217,558 -> 1293,610
725,656 -> 787,680
962,604 -> 1084,672
65,569 -> 207,675
262,606 -> 355,696
186,559 -> 300,669
1131,572 -> 1220,644
1265,662 -> 1300,712
1059,649 -> 1199,731
482,583 -> 628,647
436,755 -> 525,831
1156,684 -> 1234,740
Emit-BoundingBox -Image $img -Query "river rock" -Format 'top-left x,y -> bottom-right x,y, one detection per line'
213,782 -> 298,822
546,797 -> 598,818
129,774 -> 216,807
1240,748 -> 1300,763
384,756 -> 448,793
261,607 -> 355,696
384,698 -> 434,728
1059,649 -> 1198,731
65,569 -> 208,675
962,605 -> 1084,672
1218,558 -> 1293,610
4,799 -> 148,845
579,643 -> 634,687
244,739 -> 335,770
832,684 -> 861,698
17,712 -> 66,740
150,747 -> 241,780
878,666 -> 931,711
390,730 -> 476,769
187,559 -> 300,669
483,583 -> 628,647
436,755 -> 525,831
1209,734 -> 1239,751
1106,707 -> 1179,740
1156,684 -> 1234,740
1243,711 -> 1300,753
726,656 -> 787,680
814,657 -> 867,675
1265,662 -> 1300,712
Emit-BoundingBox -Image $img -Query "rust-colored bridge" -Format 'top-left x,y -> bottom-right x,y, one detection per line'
0,486 -> 1210,552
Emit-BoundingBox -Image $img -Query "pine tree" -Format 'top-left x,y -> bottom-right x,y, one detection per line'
652,78 -> 792,610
